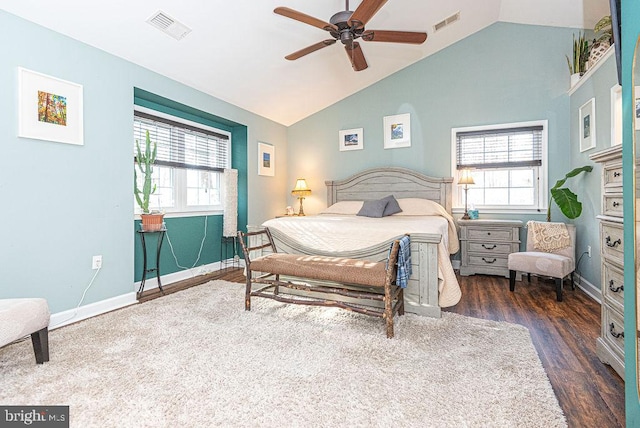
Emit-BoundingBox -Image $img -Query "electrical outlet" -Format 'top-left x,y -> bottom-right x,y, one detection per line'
92,255 -> 103,270
587,245 -> 591,258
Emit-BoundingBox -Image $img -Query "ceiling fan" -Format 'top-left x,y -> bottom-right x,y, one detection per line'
274,0 -> 427,71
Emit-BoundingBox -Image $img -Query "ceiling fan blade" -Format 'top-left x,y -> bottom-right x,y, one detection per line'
274,7 -> 338,32
348,0 -> 389,29
345,42 -> 368,71
362,30 -> 427,44
285,39 -> 337,60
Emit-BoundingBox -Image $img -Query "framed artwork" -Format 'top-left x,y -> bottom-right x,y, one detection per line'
257,142 -> 275,176
18,67 -> 84,145
579,98 -> 596,152
383,113 -> 411,149
338,128 -> 363,151
635,86 -> 640,130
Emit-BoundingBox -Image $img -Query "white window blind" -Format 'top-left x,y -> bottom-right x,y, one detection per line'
456,126 -> 543,170
133,111 -> 229,172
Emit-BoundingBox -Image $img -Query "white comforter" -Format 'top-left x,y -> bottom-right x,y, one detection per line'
262,214 -> 461,307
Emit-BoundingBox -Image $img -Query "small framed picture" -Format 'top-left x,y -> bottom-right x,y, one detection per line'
383,113 -> 411,149
18,67 -> 84,146
338,128 -> 363,151
258,142 -> 275,176
635,86 -> 640,130
579,98 -> 596,152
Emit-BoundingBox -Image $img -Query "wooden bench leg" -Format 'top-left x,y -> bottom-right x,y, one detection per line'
245,272 -> 252,311
31,327 -> 49,364
398,288 -> 405,316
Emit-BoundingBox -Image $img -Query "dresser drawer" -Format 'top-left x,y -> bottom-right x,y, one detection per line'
468,242 -> 513,255
466,228 -> 512,242
468,255 -> 508,269
603,161 -> 623,193
601,305 -> 625,359
602,261 -> 624,312
600,222 -> 624,263
602,194 -> 623,217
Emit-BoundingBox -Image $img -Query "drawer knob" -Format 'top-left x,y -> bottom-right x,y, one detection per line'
487,232 -> 491,235
609,322 -> 624,339
605,236 -> 621,248
608,280 -> 624,293
482,257 -> 497,264
613,171 -> 621,177
612,201 -> 620,207
482,244 -> 497,250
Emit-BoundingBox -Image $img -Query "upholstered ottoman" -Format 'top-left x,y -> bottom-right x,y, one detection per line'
0,299 -> 50,364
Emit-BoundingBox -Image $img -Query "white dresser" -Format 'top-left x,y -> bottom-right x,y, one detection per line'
590,145 -> 624,379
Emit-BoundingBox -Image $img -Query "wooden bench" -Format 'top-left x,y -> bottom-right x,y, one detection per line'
237,228 -> 406,338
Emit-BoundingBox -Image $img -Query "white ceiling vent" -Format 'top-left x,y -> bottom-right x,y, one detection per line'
433,12 -> 460,33
146,10 -> 192,41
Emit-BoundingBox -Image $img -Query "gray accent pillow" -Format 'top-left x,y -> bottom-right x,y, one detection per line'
381,195 -> 402,216
357,199 -> 389,218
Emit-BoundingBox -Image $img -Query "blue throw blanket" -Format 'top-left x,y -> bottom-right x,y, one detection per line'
390,235 -> 412,288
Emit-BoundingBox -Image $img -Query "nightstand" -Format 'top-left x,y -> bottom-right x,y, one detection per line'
458,219 -> 523,278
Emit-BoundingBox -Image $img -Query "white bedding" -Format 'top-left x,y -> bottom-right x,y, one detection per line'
262,213 -> 462,307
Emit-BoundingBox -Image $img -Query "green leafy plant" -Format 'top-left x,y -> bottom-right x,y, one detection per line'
566,32 -> 589,75
134,130 -> 157,214
594,15 -> 613,45
547,165 -> 593,222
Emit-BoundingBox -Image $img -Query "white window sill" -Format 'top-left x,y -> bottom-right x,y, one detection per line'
452,207 -> 547,216
134,210 -> 223,220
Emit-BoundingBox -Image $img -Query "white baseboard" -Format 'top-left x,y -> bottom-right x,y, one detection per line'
574,272 -> 601,304
50,259 -> 243,330
50,292 -> 137,330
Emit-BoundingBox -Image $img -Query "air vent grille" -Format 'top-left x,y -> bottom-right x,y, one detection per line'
147,10 -> 192,41
433,12 -> 460,33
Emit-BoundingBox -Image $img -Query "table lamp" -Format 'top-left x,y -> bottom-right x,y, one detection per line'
291,178 -> 311,216
458,169 -> 475,220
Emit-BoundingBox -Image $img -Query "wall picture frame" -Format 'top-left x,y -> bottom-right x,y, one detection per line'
257,142 -> 275,176
383,113 -> 411,149
18,67 -> 84,146
579,98 -> 596,152
635,86 -> 640,131
338,128 -> 363,151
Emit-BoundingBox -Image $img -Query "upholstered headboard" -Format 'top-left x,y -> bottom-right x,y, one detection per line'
325,167 -> 453,213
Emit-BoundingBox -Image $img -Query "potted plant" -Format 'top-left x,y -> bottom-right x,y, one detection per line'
547,165 -> 593,222
134,130 -> 164,231
566,32 -> 589,86
588,15 -> 613,69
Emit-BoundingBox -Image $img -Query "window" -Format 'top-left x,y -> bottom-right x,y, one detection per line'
133,108 -> 231,214
451,120 -> 548,212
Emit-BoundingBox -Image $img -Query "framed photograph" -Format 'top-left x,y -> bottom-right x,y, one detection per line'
257,142 -> 275,176
635,86 -> 640,131
18,67 -> 84,145
383,113 -> 411,149
579,98 -> 596,152
338,128 -> 363,151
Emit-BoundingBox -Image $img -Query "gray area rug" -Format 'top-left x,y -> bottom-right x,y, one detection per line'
0,280 -> 566,427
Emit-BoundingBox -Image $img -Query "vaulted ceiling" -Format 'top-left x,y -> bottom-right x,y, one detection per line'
0,0 -> 608,126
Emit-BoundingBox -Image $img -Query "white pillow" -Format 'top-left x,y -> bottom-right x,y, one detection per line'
320,200 -> 364,215
394,198 -> 447,216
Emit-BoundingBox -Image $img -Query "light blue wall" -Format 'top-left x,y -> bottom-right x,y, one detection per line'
287,22 -> 612,288
0,11 -> 287,313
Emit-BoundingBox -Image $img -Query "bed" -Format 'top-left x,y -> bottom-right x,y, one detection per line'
250,167 -> 462,318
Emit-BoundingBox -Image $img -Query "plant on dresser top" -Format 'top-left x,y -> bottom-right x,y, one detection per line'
547,165 -> 593,222
134,130 -> 164,231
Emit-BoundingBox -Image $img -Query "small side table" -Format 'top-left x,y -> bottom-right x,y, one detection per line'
137,227 -> 167,299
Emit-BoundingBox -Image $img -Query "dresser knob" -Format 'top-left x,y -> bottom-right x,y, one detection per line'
613,171 -> 621,177
612,201 -> 620,207
609,323 -> 624,339
608,280 -> 623,293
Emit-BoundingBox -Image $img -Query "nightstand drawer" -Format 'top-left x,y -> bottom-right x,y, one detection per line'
468,242 -> 513,254
466,229 -> 512,242
602,261 -> 624,312
601,222 -> 624,263
601,305 -> 625,359
468,255 -> 508,269
603,161 -> 623,193
602,194 -> 623,217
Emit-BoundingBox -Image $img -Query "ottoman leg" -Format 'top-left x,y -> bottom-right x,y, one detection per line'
31,327 -> 49,364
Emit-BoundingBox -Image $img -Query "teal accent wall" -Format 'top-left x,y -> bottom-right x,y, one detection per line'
0,10 -> 286,313
132,89 -> 248,281
622,0 -> 640,424
287,22 -> 610,288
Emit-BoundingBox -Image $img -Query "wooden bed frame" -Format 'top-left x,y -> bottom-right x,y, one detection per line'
250,167 -> 453,318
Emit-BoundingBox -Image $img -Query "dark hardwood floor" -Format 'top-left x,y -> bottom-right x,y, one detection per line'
143,269 -> 625,428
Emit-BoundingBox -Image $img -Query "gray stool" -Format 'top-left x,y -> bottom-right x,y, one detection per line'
0,298 -> 50,364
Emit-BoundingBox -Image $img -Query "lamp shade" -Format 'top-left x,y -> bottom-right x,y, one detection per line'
458,169 -> 475,186
291,178 -> 311,197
